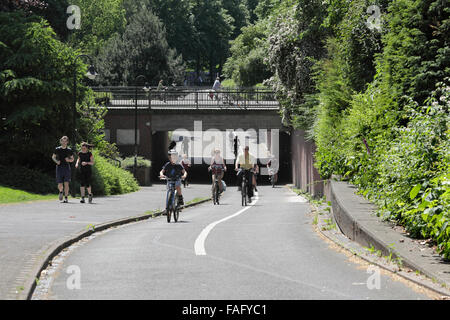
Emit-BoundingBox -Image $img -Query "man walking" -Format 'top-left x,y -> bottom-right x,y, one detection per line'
52,136 -> 74,203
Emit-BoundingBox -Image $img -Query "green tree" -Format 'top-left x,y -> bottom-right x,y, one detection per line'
95,9 -> 185,86
124,0 -> 199,69
223,21 -> 272,86
267,0 -> 328,129
66,0 -> 127,56
378,0 -> 450,104
191,0 -> 234,79
0,11 -> 93,169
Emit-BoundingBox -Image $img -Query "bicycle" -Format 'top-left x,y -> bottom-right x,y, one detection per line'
160,176 -> 182,223
212,174 -> 220,205
209,165 -> 224,205
268,169 -> 277,188
182,175 -> 188,188
238,168 -> 253,206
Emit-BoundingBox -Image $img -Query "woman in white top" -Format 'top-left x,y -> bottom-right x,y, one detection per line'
208,148 -> 226,193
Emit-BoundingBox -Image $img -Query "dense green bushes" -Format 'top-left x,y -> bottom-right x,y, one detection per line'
0,165 -> 56,194
0,151 -> 139,196
89,151 -> 139,195
120,156 -> 151,171
310,0 -> 450,259
258,0 -> 449,259
346,83 -> 450,259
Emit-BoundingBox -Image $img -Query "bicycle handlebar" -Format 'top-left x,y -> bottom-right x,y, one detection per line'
159,176 -> 184,181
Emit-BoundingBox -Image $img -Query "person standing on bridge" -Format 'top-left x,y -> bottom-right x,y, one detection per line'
157,79 -> 167,103
212,77 -> 221,100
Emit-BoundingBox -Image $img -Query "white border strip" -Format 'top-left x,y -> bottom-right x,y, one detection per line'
194,192 -> 259,255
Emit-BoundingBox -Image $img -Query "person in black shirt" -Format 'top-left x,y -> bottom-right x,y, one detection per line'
51,136 -> 74,203
159,149 -> 187,205
75,142 -> 95,203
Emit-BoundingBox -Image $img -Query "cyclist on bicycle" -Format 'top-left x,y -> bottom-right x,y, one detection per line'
235,146 -> 257,203
208,148 -> 226,193
159,149 -> 187,205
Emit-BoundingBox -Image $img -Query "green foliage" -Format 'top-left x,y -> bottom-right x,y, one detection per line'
223,22 -> 272,87
221,78 -> 237,88
90,150 -> 139,195
0,165 -> 56,194
286,0 -> 450,259
94,8 -> 184,85
31,0 -> 71,41
0,11 -> 91,170
190,0 -> 234,76
120,156 -> 151,170
0,186 -> 56,204
124,0 -> 198,70
266,0 -> 328,130
67,0 -> 127,56
378,0 -> 450,104
354,84 -> 450,259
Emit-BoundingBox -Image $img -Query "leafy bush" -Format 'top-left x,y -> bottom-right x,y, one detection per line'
0,151 -> 140,197
309,0 -> 450,260
221,78 -> 237,89
120,156 -> 151,170
0,165 -> 55,194
89,151 -> 139,195
353,84 -> 450,259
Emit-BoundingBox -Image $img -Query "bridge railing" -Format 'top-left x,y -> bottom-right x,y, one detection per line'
91,86 -> 279,110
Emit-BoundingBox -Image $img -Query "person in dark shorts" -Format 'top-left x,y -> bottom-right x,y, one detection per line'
75,142 -> 95,203
51,136 -> 74,203
159,149 -> 187,205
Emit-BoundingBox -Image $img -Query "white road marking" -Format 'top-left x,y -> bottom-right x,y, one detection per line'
194,192 -> 259,256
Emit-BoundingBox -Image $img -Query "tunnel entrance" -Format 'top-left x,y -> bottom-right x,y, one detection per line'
150,130 -> 291,186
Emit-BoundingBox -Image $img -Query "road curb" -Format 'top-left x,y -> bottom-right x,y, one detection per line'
287,184 -> 450,298
324,180 -> 450,291
22,197 -> 211,300
314,207 -> 450,298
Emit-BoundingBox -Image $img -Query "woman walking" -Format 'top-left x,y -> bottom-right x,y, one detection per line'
75,142 -> 95,203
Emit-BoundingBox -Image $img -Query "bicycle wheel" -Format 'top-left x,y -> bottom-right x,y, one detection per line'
241,179 -> 246,206
215,182 -> 220,205
212,183 -> 216,205
166,193 -> 173,223
174,206 -> 179,222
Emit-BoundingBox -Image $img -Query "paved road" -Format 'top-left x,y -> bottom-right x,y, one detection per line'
0,184 -> 211,299
40,185 -> 432,300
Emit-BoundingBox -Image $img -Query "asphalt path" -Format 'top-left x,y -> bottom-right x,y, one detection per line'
0,184 -> 211,299
43,186 -> 430,300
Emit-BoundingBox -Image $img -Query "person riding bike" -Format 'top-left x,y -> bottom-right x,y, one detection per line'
159,149 -> 187,205
235,146 -> 257,203
208,148 -> 226,194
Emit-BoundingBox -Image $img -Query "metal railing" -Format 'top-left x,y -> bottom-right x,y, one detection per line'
91,86 -> 279,110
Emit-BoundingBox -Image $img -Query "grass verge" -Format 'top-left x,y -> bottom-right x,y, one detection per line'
0,186 -> 57,204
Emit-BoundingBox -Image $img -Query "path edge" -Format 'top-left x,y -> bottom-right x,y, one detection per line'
22,197 -> 211,300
